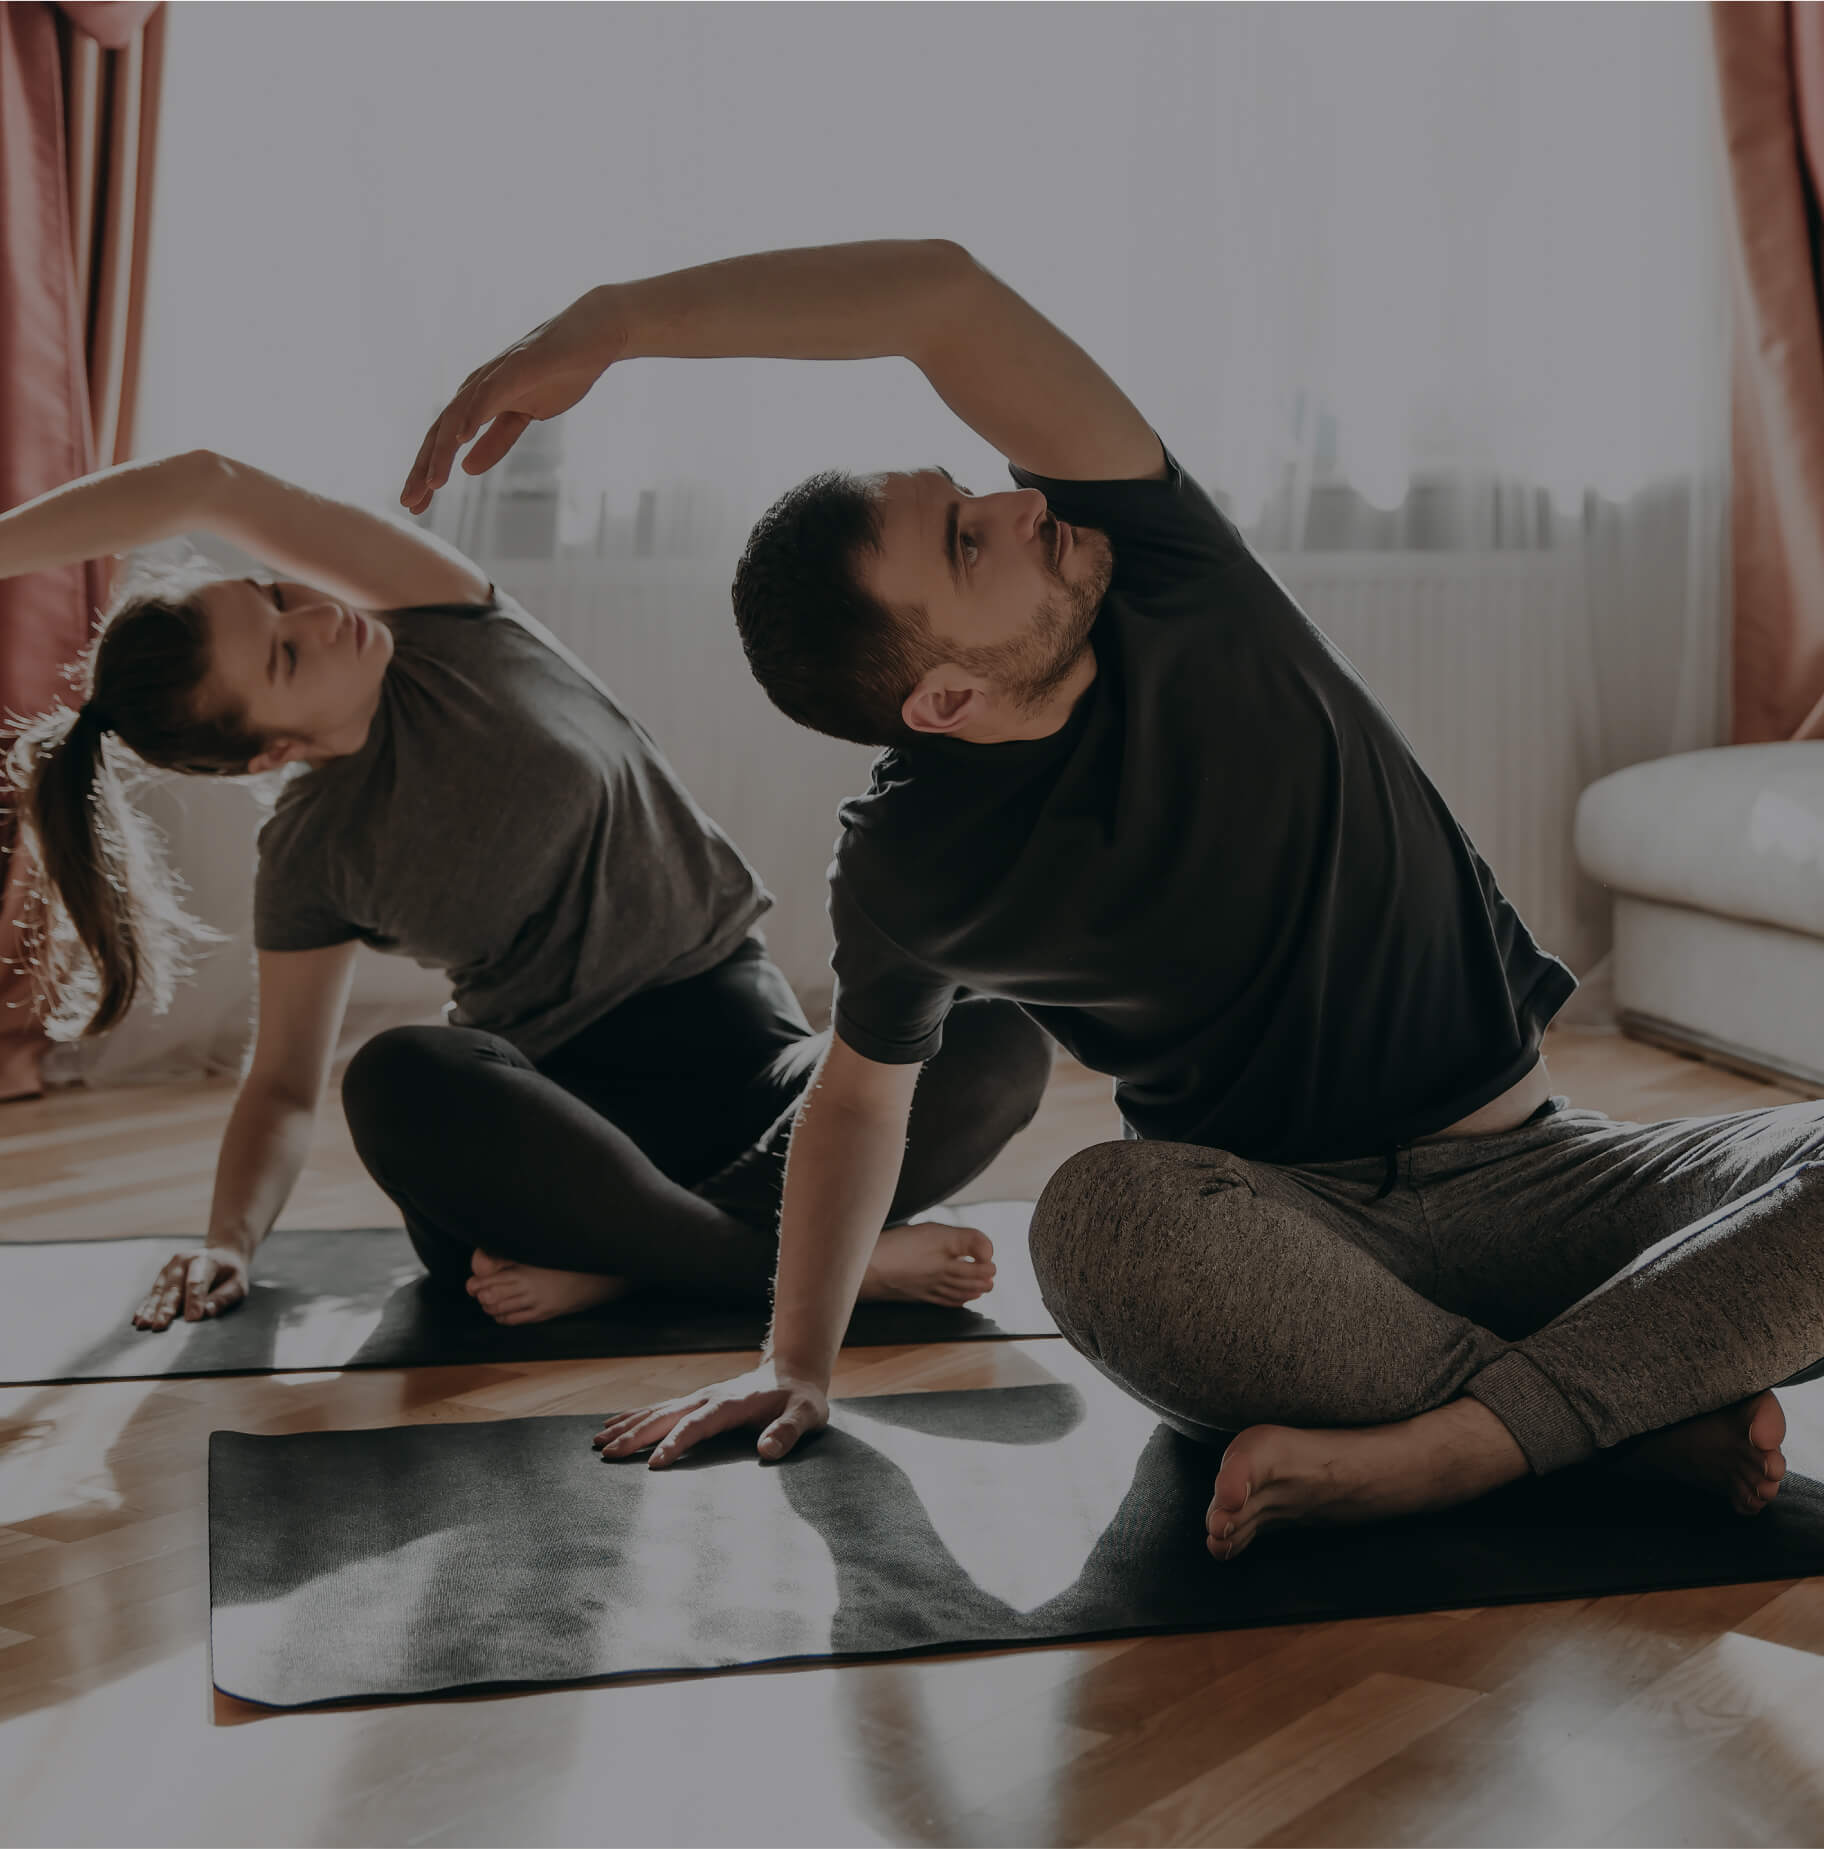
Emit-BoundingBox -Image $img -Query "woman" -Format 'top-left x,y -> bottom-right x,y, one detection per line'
1,450 -> 1051,1329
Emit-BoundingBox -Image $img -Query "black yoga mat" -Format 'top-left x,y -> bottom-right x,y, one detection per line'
209,1378 -> 1824,1709
0,1202 -> 1051,1385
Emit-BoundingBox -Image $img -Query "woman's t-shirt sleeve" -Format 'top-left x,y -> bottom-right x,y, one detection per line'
252,805 -> 360,953
828,872 -> 958,1065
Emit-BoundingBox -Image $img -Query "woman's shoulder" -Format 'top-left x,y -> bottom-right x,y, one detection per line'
254,764 -> 340,861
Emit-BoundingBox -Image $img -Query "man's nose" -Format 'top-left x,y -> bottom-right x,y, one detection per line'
998,488 -> 1048,537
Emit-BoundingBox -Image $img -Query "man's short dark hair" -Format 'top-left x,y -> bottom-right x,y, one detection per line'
732,470 -> 936,747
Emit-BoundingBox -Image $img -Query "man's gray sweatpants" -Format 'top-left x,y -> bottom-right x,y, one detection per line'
1028,1098 -> 1824,1472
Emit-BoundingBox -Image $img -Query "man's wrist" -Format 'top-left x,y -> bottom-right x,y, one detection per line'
764,1349 -> 831,1392
577,285 -> 633,367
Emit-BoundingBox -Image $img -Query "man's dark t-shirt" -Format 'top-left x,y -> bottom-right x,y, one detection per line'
827,451 -> 1575,1166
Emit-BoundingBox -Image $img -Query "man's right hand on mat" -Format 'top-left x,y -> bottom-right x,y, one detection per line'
131,1247 -> 251,1331
591,1363 -> 831,1468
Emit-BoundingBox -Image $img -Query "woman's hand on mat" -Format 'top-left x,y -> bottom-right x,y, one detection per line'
591,1365 -> 831,1468
401,288 -> 626,513
131,1246 -> 251,1331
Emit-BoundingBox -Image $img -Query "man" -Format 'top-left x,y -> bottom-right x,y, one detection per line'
405,239 -> 1822,1559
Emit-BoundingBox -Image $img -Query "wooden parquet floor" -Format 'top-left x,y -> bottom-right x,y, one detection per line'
1,1027 -> 1822,1847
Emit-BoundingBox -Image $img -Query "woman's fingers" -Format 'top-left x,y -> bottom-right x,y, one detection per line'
131,1256 -> 188,1330
203,1270 -> 248,1317
182,1253 -> 220,1322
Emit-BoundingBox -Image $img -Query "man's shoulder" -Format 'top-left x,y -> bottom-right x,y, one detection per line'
1009,447 -> 1241,553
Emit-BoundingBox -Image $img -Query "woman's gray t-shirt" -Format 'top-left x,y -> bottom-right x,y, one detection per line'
253,590 -> 770,1059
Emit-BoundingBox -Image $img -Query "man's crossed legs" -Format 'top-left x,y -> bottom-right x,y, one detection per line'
1030,1097 -> 1824,1558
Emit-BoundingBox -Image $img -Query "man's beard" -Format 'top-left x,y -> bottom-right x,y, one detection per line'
956,525 -> 1114,715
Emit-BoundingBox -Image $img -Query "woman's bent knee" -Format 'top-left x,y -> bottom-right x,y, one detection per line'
340,1027 -> 447,1129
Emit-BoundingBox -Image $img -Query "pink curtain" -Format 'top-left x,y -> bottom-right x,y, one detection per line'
1713,2 -> 1824,743
0,0 -> 163,1100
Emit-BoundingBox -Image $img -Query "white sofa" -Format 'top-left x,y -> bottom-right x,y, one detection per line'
1574,742 -> 1824,1089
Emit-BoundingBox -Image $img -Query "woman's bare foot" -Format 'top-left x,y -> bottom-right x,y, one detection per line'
1205,1398 -> 1528,1563
466,1249 -> 631,1326
1615,1390 -> 1787,1517
859,1221 -> 997,1307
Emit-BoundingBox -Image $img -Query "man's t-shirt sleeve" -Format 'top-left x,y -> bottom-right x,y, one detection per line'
1009,445 -> 1244,600
828,873 -> 958,1065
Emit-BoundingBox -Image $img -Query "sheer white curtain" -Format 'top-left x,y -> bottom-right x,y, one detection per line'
103,0 -> 1727,1075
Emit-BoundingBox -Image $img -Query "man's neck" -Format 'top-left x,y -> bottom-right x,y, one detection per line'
963,649 -> 1100,744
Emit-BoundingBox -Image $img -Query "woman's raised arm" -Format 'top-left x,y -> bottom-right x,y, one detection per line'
0,450 -> 220,580
2,450 -> 491,611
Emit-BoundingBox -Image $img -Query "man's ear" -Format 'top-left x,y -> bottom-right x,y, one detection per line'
902,669 -> 987,737
245,736 -> 312,776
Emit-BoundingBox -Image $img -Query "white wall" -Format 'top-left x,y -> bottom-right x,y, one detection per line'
88,3 -> 1726,1077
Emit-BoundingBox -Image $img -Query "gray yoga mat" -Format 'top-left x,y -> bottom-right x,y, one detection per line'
209,1379 -> 1824,1709
0,1201 -> 1051,1384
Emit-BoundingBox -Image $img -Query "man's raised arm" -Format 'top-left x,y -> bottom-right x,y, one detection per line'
401,239 -> 1163,512
592,1033 -> 922,1467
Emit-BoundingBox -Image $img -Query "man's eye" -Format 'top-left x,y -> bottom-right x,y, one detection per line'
285,642 -> 298,674
960,532 -> 980,565
271,584 -> 285,611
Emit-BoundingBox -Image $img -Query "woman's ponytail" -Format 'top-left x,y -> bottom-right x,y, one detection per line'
8,698 -> 185,1036
4,578 -> 262,1040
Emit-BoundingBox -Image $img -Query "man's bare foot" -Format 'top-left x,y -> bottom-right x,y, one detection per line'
1204,1398 -> 1529,1563
466,1249 -> 631,1326
1615,1390 -> 1787,1517
859,1221 -> 996,1307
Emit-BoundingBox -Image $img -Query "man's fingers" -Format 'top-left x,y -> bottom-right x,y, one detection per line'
648,1400 -> 741,1470
593,1400 -> 698,1456
405,397 -> 480,509
418,410 -> 471,502
401,425 -> 442,509
462,413 -> 530,477
757,1416 -> 801,1461
759,1392 -> 826,1460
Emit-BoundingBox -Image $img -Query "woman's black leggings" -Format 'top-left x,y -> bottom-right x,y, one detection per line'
341,936 -> 1053,1299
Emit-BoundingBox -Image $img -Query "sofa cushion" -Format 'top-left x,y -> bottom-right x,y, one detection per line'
1575,743 -> 1824,940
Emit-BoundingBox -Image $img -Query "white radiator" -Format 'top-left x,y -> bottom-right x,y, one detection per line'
494,549 -> 1610,1012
